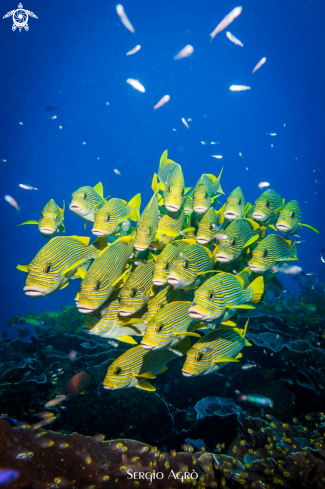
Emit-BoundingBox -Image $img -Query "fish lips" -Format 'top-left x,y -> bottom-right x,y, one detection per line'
39,227 -> 55,235
134,244 -> 148,252
140,340 -> 156,350
276,222 -> 291,232
24,286 -> 47,298
152,278 -> 167,286
215,253 -> 231,263
167,275 -> 183,288
249,263 -> 265,272
224,211 -> 238,220
182,369 -> 194,377
252,212 -> 267,222
118,308 -> 135,316
165,203 -> 181,212
188,307 -> 206,320
69,203 -> 87,216
77,304 -> 95,314
92,228 -> 108,237
197,236 -> 210,245
193,206 -> 208,214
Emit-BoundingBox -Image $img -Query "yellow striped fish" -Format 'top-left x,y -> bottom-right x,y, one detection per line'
275,200 -> 319,236
153,239 -> 195,287
214,218 -> 261,264
103,339 -> 190,391
184,188 -> 195,215
157,150 -> 185,212
167,243 -> 214,290
196,207 -> 223,245
18,199 -> 65,236
192,169 -> 224,214
77,236 -> 134,313
134,175 -> 160,251
141,301 -> 200,350
18,235 -> 106,298
223,186 -> 250,221
147,285 -> 194,323
155,204 -> 185,246
69,182 -> 106,223
84,292 -> 147,344
118,259 -> 157,316
92,194 -> 141,237
249,234 -> 298,273
188,273 -> 264,324
251,189 -> 283,225
182,321 -> 251,377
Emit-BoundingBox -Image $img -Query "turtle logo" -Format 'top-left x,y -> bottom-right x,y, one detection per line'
3,3 -> 38,32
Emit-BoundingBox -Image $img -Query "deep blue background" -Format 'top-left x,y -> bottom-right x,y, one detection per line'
1,0 -> 324,328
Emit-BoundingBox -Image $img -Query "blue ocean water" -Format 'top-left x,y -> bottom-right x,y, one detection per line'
1,0 -> 324,327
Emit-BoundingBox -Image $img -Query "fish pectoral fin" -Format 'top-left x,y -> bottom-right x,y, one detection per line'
63,258 -> 88,275
111,269 -> 131,288
182,227 -> 196,234
93,182 -> 104,198
226,304 -> 256,309
157,227 -> 180,238
136,372 -> 156,379
117,335 -> 138,344
300,223 -> 319,234
127,193 -> 141,222
59,224 -> 65,233
221,319 -> 237,327
159,365 -> 168,374
197,270 -> 219,275
59,282 -> 69,290
213,357 -> 239,363
77,267 -> 87,279
84,220 -> 88,229
148,252 -> 157,261
245,339 -> 252,347
135,381 -> 156,392
174,336 -> 192,355
70,235 -> 91,246
248,276 -> 264,303
17,220 -> 38,226
175,332 -> 201,338
236,352 -> 243,359
267,224 -> 277,231
243,235 -> 259,248
184,187 -> 192,195
244,202 -> 252,216
17,264 -> 29,272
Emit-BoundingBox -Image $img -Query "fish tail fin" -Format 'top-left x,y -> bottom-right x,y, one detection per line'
217,204 -> 226,224
244,202 -> 252,216
159,150 -> 168,169
127,193 -> 141,222
289,241 -> 298,260
93,182 -> 104,198
247,276 -> 264,303
151,173 -> 161,194
213,167 -> 225,195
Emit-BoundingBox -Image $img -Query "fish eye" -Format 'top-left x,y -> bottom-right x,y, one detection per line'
291,211 -> 295,218
166,185 -> 171,193
39,213 -> 43,219
266,201 -> 270,208
238,199 -> 242,205
163,262 -> 169,270
208,293 -> 214,300
195,352 -> 204,361
83,193 -> 87,200
184,261 -> 189,269
95,282 -> 101,290
113,367 -> 122,375
148,227 -> 153,236
263,250 -> 268,258
130,288 -> 137,298
231,239 -> 236,246
204,192 -> 208,199
44,264 -> 52,273
156,323 -> 164,332
106,213 -> 111,222
181,188 -> 184,195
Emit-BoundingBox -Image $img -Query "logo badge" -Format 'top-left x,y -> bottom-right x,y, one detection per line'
3,3 -> 38,32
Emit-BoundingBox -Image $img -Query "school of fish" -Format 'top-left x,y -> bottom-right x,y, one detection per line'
17,150 -> 319,392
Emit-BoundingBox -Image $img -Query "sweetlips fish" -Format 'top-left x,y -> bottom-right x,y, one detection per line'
69,182 -> 106,223
249,234 -> 298,273
167,243 -> 214,289
251,189 -> 283,225
18,199 -> 65,235
84,292 -> 147,344
118,259 -> 157,316
157,150 -> 187,212
214,218 -> 262,264
141,301 -> 201,350
152,239 -> 196,287
134,175 -> 160,251
103,338 -> 190,391
192,169 -> 224,214
147,285 -> 194,323
188,272 -> 264,324
223,186 -> 251,221
182,320 -> 251,377
184,188 -> 195,214
155,204 -> 185,246
275,200 -> 319,236
77,236 -> 134,313
17,235 -> 107,298
92,194 -> 141,237
196,207 -> 223,245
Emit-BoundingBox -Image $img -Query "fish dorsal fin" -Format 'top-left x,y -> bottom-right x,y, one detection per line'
221,319 -> 236,327
17,264 -> 29,272
136,372 -> 156,379
159,150 -> 168,168
120,199 -> 127,205
217,167 -> 224,181
127,193 -> 141,222
117,335 -> 138,344
245,218 -> 260,231
174,336 -> 191,355
114,235 -> 134,244
70,236 -> 91,246
282,198 -> 285,206
234,319 -> 249,338
205,173 -> 217,183
58,201 -> 65,215
300,223 -> 320,234
243,234 -> 259,248
77,266 -> 87,279
93,182 -> 103,198
17,220 -> 38,226
151,173 -> 160,193
135,381 -> 156,391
